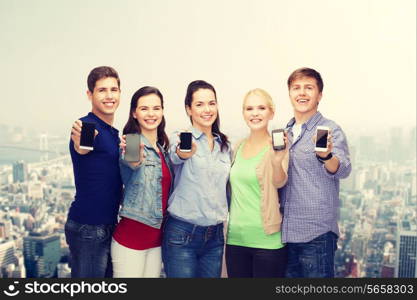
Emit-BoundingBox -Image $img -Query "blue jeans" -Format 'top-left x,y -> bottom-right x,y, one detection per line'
162,215 -> 224,278
64,219 -> 114,278
285,231 -> 338,278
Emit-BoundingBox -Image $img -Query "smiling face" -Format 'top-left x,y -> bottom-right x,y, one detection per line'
88,77 -> 120,121
289,76 -> 322,120
243,93 -> 274,131
186,88 -> 218,131
132,93 -> 163,133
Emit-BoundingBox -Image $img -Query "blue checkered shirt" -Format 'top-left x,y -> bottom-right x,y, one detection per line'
279,112 -> 351,243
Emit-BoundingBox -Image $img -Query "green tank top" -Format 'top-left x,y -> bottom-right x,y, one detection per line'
226,142 -> 284,249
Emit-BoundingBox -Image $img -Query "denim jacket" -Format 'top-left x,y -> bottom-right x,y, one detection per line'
118,134 -> 174,229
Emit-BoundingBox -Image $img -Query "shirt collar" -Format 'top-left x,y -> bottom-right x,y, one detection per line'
88,112 -> 119,132
190,126 -> 221,142
140,134 -> 164,152
286,111 -> 323,131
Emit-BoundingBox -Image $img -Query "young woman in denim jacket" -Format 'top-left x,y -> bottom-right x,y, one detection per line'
162,80 -> 231,278
111,86 -> 173,277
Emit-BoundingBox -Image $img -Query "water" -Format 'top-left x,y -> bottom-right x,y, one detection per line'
0,148 -> 66,167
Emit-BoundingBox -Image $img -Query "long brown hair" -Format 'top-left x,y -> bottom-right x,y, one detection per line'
184,80 -> 229,152
123,86 -> 169,151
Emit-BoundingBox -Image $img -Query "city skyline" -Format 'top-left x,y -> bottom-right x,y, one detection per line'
1,125 -> 415,278
0,0 -> 415,137
0,0 -> 416,279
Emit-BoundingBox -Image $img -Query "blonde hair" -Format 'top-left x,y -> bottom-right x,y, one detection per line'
243,88 -> 275,113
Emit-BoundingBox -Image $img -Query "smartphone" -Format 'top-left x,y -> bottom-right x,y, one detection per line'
79,122 -> 95,150
272,129 -> 285,151
125,133 -> 141,162
179,132 -> 192,152
315,126 -> 330,152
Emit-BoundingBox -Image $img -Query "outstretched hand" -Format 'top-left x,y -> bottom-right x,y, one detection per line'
313,130 -> 333,158
71,120 -> 98,155
120,134 -> 146,167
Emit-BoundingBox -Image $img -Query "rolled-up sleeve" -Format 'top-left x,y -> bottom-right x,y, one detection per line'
323,125 -> 352,179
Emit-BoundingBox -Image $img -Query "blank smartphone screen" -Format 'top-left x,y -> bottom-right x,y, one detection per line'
316,129 -> 328,148
273,131 -> 284,147
180,132 -> 192,150
80,122 -> 95,149
125,134 -> 141,162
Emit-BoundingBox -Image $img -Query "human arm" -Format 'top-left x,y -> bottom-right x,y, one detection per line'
270,134 -> 289,188
315,126 -> 352,179
169,132 -> 197,165
70,119 -> 98,155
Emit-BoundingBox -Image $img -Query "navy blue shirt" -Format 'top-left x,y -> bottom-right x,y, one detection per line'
68,112 -> 123,225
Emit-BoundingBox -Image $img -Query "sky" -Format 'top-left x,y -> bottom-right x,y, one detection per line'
0,0 -> 415,141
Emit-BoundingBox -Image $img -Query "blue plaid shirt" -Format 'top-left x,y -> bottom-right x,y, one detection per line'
279,112 -> 351,243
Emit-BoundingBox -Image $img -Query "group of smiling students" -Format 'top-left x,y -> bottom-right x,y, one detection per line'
66,66 -> 351,279
115,80 -> 284,278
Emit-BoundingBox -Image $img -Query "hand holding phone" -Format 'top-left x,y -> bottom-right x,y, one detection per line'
124,133 -> 142,162
71,120 -> 98,154
315,126 -> 330,152
79,122 -> 96,151
179,132 -> 192,152
272,129 -> 285,151
176,131 -> 197,160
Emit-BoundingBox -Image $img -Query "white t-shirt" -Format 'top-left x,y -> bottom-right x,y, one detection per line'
292,123 -> 303,141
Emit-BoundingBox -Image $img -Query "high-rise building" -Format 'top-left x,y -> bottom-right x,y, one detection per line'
0,241 -> 16,273
359,136 -> 376,162
0,221 -> 12,239
395,222 -> 417,278
23,233 -> 60,278
408,127 -> 416,161
342,146 -> 356,191
39,133 -> 48,161
12,160 -> 27,183
390,127 -> 404,163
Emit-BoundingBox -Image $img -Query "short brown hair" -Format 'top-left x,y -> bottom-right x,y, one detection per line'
87,66 -> 120,92
287,67 -> 323,93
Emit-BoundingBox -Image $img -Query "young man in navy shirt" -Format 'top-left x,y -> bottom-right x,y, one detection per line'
65,66 -> 123,278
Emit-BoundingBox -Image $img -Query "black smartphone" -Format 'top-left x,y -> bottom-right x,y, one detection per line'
125,133 -> 141,162
272,129 -> 285,151
80,122 -> 95,150
315,126 -> 329,152
179,132 -> 192,152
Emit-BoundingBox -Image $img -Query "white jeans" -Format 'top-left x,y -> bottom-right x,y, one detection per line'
111,238 -> 162,278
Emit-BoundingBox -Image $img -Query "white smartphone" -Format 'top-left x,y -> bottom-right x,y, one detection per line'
179,132 -> 192,152
315,126 -> 330,152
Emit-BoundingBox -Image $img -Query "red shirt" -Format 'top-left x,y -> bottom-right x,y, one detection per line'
113,152 -> 171,250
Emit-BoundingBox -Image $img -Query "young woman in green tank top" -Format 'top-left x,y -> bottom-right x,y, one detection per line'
225,88 -> 289,277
